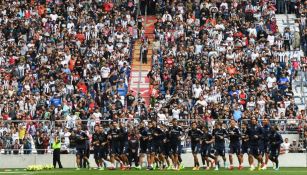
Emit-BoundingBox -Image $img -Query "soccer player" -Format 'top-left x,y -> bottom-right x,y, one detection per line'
127,129 -> 139,169
268,125 -> 283,171
168,118 -> 184,170
137,121 -> 148,170
261,117 -> 271,170
240,122 -> 250,169
92,125 -> 104,170
108,121 -> 122,169
188,122 -> 203,170
75,125 -> 90,170
212,121 -> 228,170
248,116 -> 264,171
146,121 -> 157,170
119,122 -> 129,169
228,119 -> 243,170
201,126 -> 214,170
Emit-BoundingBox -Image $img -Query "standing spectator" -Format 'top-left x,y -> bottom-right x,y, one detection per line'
12,139 -> 21,155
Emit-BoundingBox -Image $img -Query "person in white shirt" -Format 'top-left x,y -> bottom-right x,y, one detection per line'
266,73 -> 277,88
171,105 -> 181,120
193,84 -> 203,99
281,138 -> 291,153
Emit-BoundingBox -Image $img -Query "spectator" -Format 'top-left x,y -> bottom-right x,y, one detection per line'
289,139 -> 302,153
12,139 -> 21,155
281,138 -> 291,153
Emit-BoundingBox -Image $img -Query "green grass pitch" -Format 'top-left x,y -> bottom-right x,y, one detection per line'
1,168 -> 307,175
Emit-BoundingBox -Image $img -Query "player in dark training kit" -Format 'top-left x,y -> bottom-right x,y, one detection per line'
187,122 -> 203,170
268,125 -> 283,171
92,125 -> 106,170
212,121 -> 228,170
240,122 -> 250,168
107,121 -> 122,169
137,121 -> 148,169
248,117 -> 264,171
127,129 -> 140,169
168,118 -> 184,170
228,119 -> 243,170
200,126 -> 214,170
261,117 -> 271,170
75,125 -> 90,170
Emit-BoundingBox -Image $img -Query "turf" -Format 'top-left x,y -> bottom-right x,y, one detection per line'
1,168 -> 307,175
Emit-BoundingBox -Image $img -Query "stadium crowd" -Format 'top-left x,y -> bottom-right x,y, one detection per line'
0,0 -> 306,171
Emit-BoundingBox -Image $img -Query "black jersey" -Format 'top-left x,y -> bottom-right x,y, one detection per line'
168,126 -> 183,142
108,128 -> 121,142
201,131 -> 213,146
139,127 -> 148,143
241,128 -> 249,146
188,128 -> 203,143
248,124 -> 264,146
128,135 -> 139,152
75,130 -> 88,149
228,126 -> 241,144
213,128 -> 228,147
268,131 -> 283,149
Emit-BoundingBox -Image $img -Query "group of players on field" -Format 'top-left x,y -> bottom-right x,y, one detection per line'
74,116 -> 283,171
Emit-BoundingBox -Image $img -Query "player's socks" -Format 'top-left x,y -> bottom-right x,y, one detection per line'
249,165 -> 255,171
261,163 -> 267,170
179,163 -> 185,170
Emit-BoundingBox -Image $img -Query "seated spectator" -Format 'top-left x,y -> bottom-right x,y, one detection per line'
289,139 -> 302,153
281,138 -> 291,153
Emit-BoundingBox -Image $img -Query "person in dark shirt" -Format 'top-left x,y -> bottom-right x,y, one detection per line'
127,129 -> 140,169
212,121 -> 228,170
201,126 -> 214,170
240,122 -> 249,168
137,121 -> 148,169
119,122 -> 129,170
92,125 -> 108,170
248,116 -> 264,171
154,122 -> 166,170
107,121 -> 122,169
268,125 -> 283,171
146,121 -> 156,170
168,118 -> 183,170
75,125 -> 90,170
92,125 -> 103,170
228,119 -> 242,170
261,117 -> 271,170
188,122 -> 203,170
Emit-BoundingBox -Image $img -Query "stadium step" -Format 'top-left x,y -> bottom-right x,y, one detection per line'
129,16 -> 157,105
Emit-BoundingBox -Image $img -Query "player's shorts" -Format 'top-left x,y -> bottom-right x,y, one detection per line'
164,143 -> 171,157
241,144 -> 249,154
100,146 -> 108,159
76,147 -> 86,156
110,141 -> 121,155
249,145 -> 260,157
170,141 -> 180,154
269,147 -> 280,157
191,142 -> 201,154
140,141 -> 148,154
201,145 -> 212,156
156,141 -> 165,154
260,143 -> 270,155
229,143 -> 241,155
214,146 -> 225,157
93,147 -> 101,159
147,141 -> 156,154
120,142 -> 129,154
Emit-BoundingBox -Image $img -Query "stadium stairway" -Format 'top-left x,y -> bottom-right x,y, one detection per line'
129,16 -> 157,105
276,14 -> 306,111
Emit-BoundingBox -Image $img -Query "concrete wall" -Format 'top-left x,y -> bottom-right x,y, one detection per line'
1,153 -> 306,168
